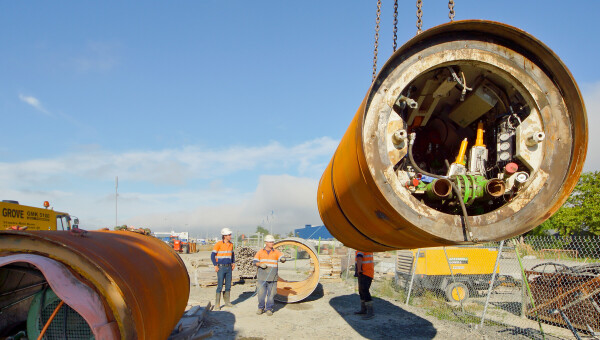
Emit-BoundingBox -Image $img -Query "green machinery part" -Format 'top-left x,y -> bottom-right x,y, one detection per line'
421,175 -> 504,205
27,288 -> 94,340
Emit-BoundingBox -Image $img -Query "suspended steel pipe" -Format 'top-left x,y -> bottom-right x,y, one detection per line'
317,20 -> 587,251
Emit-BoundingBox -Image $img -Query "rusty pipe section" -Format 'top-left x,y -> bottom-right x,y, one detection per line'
273,237 -> 320,303
0,230 -> 189,340
431,178 -> 453,199
485,179 -> 506,198
317,20 -> 587,251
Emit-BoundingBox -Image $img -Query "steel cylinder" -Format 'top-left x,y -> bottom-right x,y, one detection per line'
273,237 -> 320,303
0,230 -> 189,339
317,20 -> 587,251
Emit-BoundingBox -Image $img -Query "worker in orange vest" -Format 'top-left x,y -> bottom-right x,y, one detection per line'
354,250 -> 375,319
253,234 -> 286,316
211,227 -> 236,310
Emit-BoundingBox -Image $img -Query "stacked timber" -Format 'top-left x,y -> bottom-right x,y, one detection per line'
374,252 -> 397,280
235,246 -> 259,279
319,255 -> 346,281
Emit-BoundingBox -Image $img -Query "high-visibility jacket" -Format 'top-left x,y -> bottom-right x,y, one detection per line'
211,240 -> 234,265
355,251 -> 374,278
254,248 -> 284,281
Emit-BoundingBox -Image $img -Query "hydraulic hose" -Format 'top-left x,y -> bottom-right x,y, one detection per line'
407,134 -> 474,242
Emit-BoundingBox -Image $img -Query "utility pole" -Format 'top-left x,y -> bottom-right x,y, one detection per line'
115,176 -> 118,228
270,210 -> 274,235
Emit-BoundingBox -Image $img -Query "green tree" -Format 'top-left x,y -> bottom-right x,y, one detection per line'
287,231 -> 294,237
256,225 -> 269,235
533,171 -> 600,236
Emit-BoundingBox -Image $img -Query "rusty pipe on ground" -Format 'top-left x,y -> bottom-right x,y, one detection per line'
317,20 -> 587,251
273,237 -> 320,303
0,230 -> 189,339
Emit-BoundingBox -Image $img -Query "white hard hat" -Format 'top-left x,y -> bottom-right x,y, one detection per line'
221,228 -> 232,236
264,235 -> 275,242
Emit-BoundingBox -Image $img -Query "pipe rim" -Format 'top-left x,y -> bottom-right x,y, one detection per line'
360,20 -> 586,243
273,237 -> 320,303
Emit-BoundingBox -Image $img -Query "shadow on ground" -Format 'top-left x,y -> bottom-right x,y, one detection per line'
201,309 -> 238,340
329,294 -> 437,340
231,291 -> 255,305
272,283 -> 324,312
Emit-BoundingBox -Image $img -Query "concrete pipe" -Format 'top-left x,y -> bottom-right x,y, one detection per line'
273,237 -> 320,303
317,20 -> 587,251
0,230 -> 189,339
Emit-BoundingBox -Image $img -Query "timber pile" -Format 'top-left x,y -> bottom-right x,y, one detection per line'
319,255 -> 348,281
235,246 -> 259,279
187,257 -> 243,288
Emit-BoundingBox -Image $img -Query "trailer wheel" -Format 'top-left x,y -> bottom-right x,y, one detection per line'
445,282 -> 469,302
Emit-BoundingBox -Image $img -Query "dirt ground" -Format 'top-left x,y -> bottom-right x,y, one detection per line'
180,252 -> 562,340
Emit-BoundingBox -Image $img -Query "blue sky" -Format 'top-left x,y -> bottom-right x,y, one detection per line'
2,1 -> 599,237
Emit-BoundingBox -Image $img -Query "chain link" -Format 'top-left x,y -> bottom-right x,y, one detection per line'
416,0 -> 423,35
448,0 -> 455,22
393,0 -> 398,52
373,0 -> 381,82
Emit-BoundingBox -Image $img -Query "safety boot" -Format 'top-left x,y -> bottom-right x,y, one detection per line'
354,300 -> 367,315
362,301 -> 374,320
223,291 -> 234,307
214,292 -> 221,311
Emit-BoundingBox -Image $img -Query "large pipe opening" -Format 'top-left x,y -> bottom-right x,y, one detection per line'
0,230 -> 189,339
0,255 -> 115,339
273,238 -> 320,303
317,20 -> 587,251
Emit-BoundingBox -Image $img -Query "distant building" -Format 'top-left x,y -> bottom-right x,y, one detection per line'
294,225 -> 333,240
153,231 -> 189,242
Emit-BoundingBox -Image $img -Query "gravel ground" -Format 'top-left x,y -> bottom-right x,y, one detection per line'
180,252 -> 569,340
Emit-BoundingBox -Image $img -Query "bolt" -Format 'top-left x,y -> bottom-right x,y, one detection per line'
392,129 -> 407,149
526,131 -> 545,146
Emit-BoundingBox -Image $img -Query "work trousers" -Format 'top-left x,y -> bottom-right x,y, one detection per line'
216,265 -> 232,293
358,273 -> 373,302
256,280 -> 277,311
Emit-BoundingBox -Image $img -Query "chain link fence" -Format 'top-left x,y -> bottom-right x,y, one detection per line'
393,236 -> 600,339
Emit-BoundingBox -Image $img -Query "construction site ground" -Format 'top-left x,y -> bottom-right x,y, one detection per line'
180,252 -> 571,340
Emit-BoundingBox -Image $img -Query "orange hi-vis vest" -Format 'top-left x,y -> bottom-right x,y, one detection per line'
355,251 -> 374,278
213,241 -> 233,263
254,248 -> 284,268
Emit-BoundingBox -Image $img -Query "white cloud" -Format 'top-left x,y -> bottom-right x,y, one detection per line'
583,82 -> 600,171
125,174 -> 322,236
0,138 -> 336,234
0,137 -> 337,186
18,94 -> 51,116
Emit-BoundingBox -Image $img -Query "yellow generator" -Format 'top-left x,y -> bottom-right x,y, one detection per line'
396,247 -> 501,302
0,200 -> 76,231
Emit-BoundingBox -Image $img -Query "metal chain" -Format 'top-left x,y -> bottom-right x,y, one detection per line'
448,0 -> 455,22
416,0 -> 423,35
373,0 -> 381,82
393,0 -> 398,52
